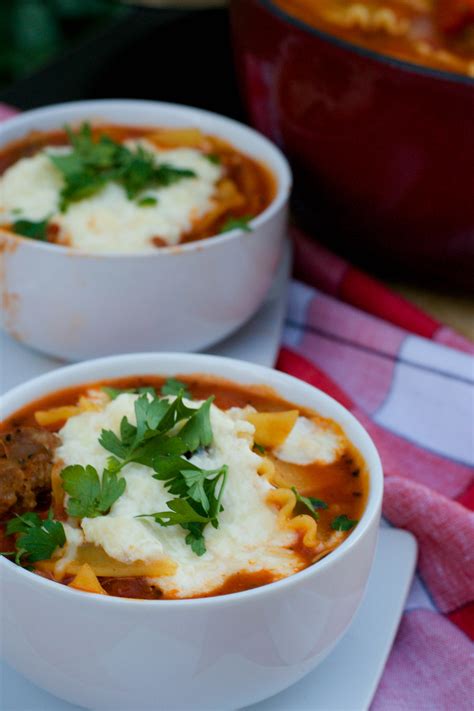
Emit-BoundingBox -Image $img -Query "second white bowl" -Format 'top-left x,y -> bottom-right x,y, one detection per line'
0,352 -> 383,710
0,100 -> 291,361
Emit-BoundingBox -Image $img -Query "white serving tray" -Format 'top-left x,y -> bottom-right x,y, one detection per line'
0,240 -> 417,710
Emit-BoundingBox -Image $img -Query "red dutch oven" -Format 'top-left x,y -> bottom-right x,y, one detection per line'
230,0 -> 474,291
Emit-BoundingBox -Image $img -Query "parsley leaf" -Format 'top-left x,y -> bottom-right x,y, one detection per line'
151,459 -> 227,510
205,153 -> 221,165
49,123 -> 196,212
185,526 -> 207,556
154,163 -> 196,187
12,218 -> 49,241
178,397 -> 213,451
6,511 -> 42,535
146,498 -> 210,527
6,511 -> 66,564
140,500 -> 210,557
254,443 -> 266,454
184,464 -> 227,513
291,487 -> 328,520
219,215 -> 253,234
160,378 -> 191,399
332,514 -> 358,531
181,467 -> 214,510
137,196 -> 158,207
144,461 -> 227,555
60,464 -> 126,518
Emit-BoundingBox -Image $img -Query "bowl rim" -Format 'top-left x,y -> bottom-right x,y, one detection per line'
0,352 -> 383,608
261,0 -> 474,87
0,99 -> 292,259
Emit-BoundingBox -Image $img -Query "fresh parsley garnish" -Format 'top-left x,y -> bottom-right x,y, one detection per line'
99,392 -> 213,472
332,514 -> 358,531
140,461 -> 228,557
291,487 -> 328,520
205,153 -> 220,165
96,388 -> 224,555
178,398 -> 213,452
254,443 -> 266,454
12,218 -> 49,241
160,378 -> 191,399
5,511 -> 66,564
219,215 -> 253,234
49,123 -> 196,212
60,464 -> 126,518
137,196 -> 158,207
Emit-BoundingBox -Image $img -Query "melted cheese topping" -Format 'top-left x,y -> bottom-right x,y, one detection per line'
56,395 -> 302,598
0,140 -> 221,253
274,416 -> 345,465
56,523 -> 84,577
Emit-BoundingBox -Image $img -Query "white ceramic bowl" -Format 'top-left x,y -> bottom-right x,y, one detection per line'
0,353 -> 383,710
0,100 -> 291,361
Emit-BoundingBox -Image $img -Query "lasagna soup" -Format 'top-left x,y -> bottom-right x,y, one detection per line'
273,0 -> 474,77
0,376 -> 368,599
0,124 -> 274,252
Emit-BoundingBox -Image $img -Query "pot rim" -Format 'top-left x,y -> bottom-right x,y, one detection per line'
260,0 -> 474,88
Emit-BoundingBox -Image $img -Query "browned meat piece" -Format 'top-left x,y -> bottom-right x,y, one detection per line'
99,577 -> 162,599
0,427 -> 58,518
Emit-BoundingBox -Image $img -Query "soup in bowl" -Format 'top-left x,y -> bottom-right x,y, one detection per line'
0,353 -> 383,709
0,122 -> 275,253
0,101 -> 291,359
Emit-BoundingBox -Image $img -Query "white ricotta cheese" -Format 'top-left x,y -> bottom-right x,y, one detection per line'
56,394 -> 302,598
274,416 -> 345,466
0,151 -> 62,221
55,523 -> 84,577
0,140 -> 221,253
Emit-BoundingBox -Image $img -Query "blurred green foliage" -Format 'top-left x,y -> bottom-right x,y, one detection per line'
0,0 -> 126,89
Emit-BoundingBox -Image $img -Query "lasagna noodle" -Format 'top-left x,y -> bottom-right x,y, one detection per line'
35,395 -> 104,426
267,488 -> 318,548
247,410 -> 299,448
36,544 -> 177,580
256,456 -> 275,480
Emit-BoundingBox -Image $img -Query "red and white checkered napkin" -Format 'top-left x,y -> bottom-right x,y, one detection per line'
280,229 -> 474,709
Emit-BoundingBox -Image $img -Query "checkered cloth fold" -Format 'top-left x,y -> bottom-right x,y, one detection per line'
280,229 -> 474,709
